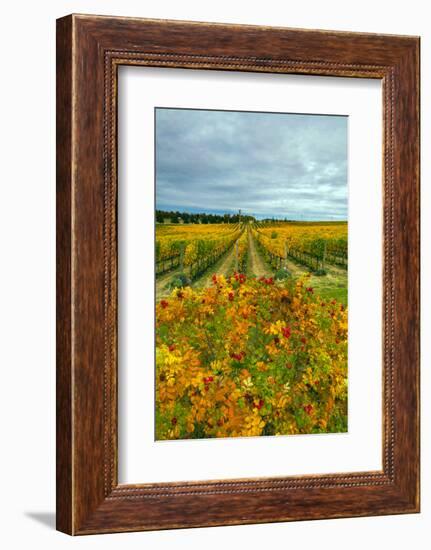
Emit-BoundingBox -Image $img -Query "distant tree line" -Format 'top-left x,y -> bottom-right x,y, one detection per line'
156,210 -> 256,224
260,217 -> 292,223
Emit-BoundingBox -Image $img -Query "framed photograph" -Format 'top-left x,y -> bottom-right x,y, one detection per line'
56,14 -> 420,534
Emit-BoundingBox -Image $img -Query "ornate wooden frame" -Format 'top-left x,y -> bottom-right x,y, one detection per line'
56,14 -> 420,534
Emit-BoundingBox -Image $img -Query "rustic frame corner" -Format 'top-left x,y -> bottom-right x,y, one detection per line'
56,13 -> 420,535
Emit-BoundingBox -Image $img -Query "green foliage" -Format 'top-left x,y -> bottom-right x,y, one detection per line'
169,272 -> 191,289
274,267 -> 291,280
308,238 -> 326,259
155,209 -> 256,225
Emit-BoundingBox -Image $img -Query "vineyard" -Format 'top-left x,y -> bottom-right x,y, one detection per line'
156,223 -> 242,279
254,221 -> 347,272
155,220 -> 348,439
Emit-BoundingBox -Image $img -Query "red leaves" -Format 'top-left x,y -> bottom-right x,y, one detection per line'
212,274 -> 218,284
230,351 -> 245,361
168,344 -> 175,352
160,300 -> 169,309
171,417 -> 178,425
228,291 -> 235,301
282,326 -> 291,338
234,272 -> 246,284
203,376 -> 214,393
306,287 -> 314,293
253,399 -> 264,410
303,404 -> 313,415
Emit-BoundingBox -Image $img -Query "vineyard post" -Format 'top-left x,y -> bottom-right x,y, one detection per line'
179,243 -> 184,272
322,241 -> 327,271
235,241 -> 239,272
284,241 -> 289,268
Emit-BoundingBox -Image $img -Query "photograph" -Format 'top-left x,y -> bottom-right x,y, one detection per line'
0,0 -> 424,544
155,107 -> 348,440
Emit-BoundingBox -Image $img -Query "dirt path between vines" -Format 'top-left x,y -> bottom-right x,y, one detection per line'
282,257 -> 306,277
192,244 -> 237,289
325,263 -> 346,276
156,241 -> 240,297
155,267 -> 182,298
247,232 -> 273,278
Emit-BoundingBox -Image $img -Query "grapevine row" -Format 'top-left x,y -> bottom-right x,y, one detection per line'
155,223 -> 241,278
187,229 -> 243,280
253,222 -> 347,272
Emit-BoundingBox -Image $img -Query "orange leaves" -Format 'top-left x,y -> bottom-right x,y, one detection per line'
155,274 -> 347,440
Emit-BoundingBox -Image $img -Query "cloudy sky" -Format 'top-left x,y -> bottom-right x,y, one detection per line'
155,108 -> 347,220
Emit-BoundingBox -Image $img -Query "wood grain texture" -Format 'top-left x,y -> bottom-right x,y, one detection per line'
56,15 -> 73,535
56,14 -> 420,535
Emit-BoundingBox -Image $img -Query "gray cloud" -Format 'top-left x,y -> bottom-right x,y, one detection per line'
155,108 -> 347,220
